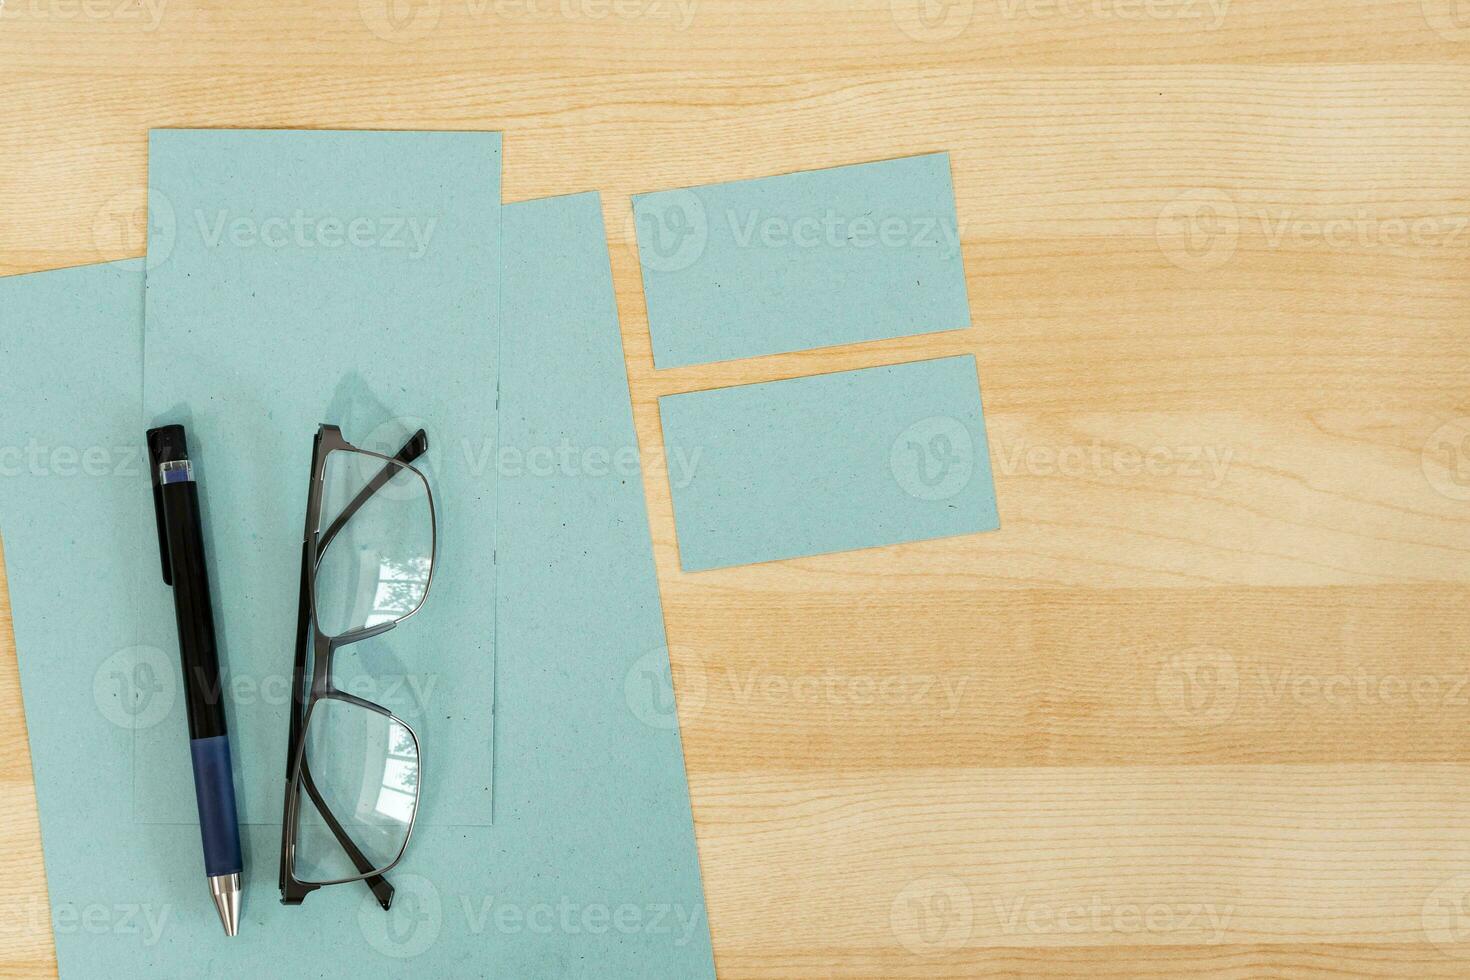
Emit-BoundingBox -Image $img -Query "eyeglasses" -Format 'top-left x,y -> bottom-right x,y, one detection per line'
279,424 -> 436,909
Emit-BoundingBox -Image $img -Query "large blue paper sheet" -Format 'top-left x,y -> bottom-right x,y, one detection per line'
0,194 -> 711,974
142,129 -> 503,828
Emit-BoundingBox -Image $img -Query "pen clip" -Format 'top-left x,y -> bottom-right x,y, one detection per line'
146,425 -> 188,586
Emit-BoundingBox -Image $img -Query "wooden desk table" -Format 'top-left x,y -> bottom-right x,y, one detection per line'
2,1 -> 1468,974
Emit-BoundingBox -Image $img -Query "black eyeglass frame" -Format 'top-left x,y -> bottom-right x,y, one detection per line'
278,423 -> 437,910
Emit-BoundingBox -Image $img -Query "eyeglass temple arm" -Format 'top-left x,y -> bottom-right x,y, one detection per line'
282,536 -> 396,908
317,429 -> 429,558
299,757 -> 396,910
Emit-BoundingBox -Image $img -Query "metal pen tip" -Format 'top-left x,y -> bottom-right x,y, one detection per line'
208,873 -> 241,937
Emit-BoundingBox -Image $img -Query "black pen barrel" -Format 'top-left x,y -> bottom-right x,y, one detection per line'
159,477 -> 229,741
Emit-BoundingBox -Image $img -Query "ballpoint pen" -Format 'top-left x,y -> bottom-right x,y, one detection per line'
147,425 -> 244,937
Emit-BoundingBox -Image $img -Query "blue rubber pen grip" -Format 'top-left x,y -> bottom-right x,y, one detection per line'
190,735 -> 243,877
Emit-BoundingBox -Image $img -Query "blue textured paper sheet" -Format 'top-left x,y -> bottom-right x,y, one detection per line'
659,355 -> 1000,570
0,261 -> 188,979
142,129 -> 502,828
633,153 -> 971,367
493,192 -> 713,977
1,194 -> 711,976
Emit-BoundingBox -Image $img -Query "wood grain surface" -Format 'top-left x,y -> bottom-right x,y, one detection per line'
2,0 -> 1469,975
